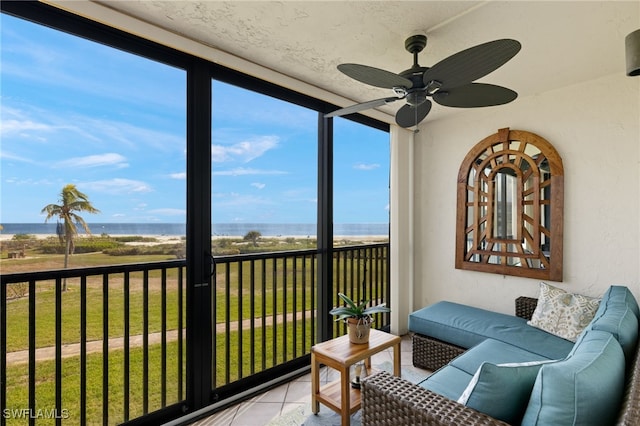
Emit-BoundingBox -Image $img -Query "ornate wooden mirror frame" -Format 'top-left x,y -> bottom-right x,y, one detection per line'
455,128 -> 564,281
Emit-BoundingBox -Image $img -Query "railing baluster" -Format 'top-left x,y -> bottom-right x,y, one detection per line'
272,258 -> 278,366
28,279 -> 35,426
250,259 -> 255,375
301,255 -> 307,351
212,263 -> 217,390
282,257 -> 287,362
0,274 -> 6,426
80,275 -> 87,425
102,273 -> 109,426
143,270 -> 149,414
124,271 -> 130,421
55,277 -> 62,426
224,263 -> 231,384
261,258 -> 267,371
237,260 -> 243,379
161,267 -> 167,407
311,254 -> 316,345
178,266 -> 184,400
292,256 -> 298,358
338,251 -> 345,336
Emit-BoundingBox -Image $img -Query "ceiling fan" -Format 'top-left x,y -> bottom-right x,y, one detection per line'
325,34 -> 521,128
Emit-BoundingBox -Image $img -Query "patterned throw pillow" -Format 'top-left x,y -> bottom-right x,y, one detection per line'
527,282 -> 601,342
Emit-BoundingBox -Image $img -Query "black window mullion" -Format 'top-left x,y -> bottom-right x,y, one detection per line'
317,114 -> 334,342
185,58 -> 213,411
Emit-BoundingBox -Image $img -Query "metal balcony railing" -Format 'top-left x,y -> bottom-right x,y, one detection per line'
0,243 -> 389,425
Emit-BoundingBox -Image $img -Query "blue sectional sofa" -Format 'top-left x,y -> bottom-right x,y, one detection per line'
361,285 -> 640,425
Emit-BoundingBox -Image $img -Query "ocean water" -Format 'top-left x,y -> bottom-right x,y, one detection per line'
0,223 -> 389,237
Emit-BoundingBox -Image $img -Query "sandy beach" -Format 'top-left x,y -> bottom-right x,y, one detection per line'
0,233 -> 388,243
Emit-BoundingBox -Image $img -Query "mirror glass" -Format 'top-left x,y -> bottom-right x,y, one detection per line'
492,168 -> 518,240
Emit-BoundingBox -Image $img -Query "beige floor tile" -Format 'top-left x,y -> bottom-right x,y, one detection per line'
284,380 -> 312,403
199,405 -> 237,425
204,333 -> 425,424
231,401 -> 283,425
251,383 -> 289,403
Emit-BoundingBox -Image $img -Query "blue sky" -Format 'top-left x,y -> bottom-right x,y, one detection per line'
0,13 -> 389,225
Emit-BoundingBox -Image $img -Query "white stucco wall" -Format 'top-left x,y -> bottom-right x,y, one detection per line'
410,72 -> 640,317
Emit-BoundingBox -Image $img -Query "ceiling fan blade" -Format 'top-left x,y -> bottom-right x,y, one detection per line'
422,39 -> 521,90
338,63 -> 413,89
325,96 -> 401,118
433,83 -> 517,108
395,100 -> 432,128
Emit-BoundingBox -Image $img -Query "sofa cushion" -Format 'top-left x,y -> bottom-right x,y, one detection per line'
418,365 -> 472,401
450,338 -> 553,375
588,302 -> 638,364
527,282 -> 600,342
596,285 -> 640,318
408,301 -> 574,359
457,360 -> 555,425
521,330 -> 625,426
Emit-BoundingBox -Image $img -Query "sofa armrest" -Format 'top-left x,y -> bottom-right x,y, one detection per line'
515,296 -> 538,320
361,371 -> 509,426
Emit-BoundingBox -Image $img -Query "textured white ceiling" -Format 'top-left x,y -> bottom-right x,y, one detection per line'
90,1 -> 639,124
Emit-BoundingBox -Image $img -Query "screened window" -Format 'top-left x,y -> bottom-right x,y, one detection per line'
0,14 -> 187,271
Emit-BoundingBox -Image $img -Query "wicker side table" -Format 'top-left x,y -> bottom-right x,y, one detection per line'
311,329 -> 401,426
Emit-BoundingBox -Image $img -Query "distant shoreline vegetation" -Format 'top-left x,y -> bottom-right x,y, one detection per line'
0,223 -> 390,237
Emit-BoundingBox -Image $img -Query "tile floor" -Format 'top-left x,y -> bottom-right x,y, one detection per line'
192,334 -> 426,425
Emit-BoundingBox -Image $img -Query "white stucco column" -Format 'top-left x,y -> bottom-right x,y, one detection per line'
389,126 -> 414,335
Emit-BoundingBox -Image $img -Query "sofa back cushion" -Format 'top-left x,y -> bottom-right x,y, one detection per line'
596,285 -> 640,318
408,301 -> 574,359
588,302 -> 638,364
521,330 -> 625,426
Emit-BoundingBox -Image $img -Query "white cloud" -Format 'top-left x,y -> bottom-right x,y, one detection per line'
83,178 -> 152,194
4,177 -> 56,186
354,163 -> 380,171
212,135 -> 279,163
169,172 -> 186,179
0,119 -> 55,135
213,167 -> 287,176
251,182 -> 266,189
54,153 -> 128,169
0,150 -> 38,164
2,102 -> 184,154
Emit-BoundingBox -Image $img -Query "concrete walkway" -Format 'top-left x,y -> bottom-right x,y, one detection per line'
6,310 -> 316,365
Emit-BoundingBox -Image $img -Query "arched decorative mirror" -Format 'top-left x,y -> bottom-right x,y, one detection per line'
455,128 -> 564,281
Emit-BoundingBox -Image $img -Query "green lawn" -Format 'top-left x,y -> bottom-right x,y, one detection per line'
4,319 -> 316,425
4,341 -> 186,425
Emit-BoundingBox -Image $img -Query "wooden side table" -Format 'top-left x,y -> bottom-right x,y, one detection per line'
311,329 -> 402,426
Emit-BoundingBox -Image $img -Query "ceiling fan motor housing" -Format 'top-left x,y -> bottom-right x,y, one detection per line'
405,34 -> 427,54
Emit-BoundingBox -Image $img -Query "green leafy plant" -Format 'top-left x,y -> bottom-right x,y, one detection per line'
329,292 -> 390,322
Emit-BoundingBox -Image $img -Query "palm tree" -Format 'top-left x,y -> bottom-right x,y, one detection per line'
41,184 -> 100,290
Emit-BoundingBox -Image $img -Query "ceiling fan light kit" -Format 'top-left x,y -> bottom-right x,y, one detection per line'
326,34 -> 521,128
